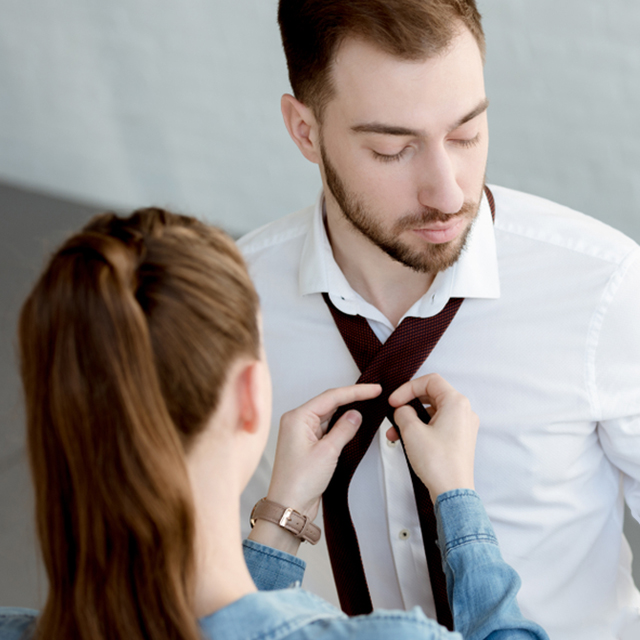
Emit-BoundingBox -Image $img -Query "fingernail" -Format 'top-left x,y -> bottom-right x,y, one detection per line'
345,410 -> 362,426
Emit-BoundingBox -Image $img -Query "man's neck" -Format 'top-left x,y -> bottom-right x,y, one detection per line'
325,207 -> 435,328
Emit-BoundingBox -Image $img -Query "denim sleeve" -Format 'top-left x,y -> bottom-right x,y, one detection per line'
0,608 -> 38,640
436,490 -> 549,640
242,539 -> 306,591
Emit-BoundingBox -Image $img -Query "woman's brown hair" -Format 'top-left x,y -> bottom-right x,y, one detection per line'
19,208 -> 260,640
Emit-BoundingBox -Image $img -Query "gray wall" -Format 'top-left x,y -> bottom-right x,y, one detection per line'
1,0 -> 640,609
483,1 -> 640,243
0,184 -> 102,607
0,0 -> 639,241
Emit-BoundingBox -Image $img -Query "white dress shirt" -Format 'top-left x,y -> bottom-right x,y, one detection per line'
238,185 -> 640,640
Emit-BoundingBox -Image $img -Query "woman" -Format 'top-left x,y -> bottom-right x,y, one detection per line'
0,208 -> 547,639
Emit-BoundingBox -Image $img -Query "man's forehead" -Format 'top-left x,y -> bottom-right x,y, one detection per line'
327,32 -> 486,133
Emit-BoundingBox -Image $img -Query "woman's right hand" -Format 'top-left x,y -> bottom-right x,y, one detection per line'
388,374 -> 479,502
249,383 -> 381,555
266,383 -> 382,522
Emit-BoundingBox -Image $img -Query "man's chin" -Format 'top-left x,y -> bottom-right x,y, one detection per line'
389,225 -> 472,274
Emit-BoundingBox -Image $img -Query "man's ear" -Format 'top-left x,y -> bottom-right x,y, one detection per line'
234,360 -> 262,435
281,93 -> 321,164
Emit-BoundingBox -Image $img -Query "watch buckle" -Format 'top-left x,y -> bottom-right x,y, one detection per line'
279,507 -> 294,527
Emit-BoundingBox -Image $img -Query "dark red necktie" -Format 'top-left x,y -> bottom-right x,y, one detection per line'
321,186 -> 496,628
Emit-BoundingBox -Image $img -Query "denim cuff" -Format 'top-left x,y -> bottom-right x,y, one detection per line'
435,489 -> 498,559
242,539 -> 306,591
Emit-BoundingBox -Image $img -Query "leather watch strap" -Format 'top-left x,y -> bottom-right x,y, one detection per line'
250,498 -> 321,545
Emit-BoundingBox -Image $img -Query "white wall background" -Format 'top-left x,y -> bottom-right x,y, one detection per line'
483,1 -> 640,242
0,0 -> 639,241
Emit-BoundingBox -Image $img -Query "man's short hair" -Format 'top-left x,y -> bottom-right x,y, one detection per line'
278,0 -> 485,120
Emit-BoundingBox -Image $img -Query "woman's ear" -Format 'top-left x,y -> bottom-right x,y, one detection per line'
281,94 -> 321,164
234,360 -> 266,435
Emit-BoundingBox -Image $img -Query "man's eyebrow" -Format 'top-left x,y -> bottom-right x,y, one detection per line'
350,122 -> 421,137
451,97 -> 489,130
350,97 -> 490,138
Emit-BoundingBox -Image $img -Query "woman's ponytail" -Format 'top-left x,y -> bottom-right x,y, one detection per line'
20,209 -> 259,640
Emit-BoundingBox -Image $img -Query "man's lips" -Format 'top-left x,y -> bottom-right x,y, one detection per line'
411,217 -> 466,244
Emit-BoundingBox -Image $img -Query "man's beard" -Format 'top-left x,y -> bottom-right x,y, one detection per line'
321,143 -> 482,275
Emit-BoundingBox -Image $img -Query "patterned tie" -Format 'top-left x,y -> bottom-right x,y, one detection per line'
321,186 -> 496,628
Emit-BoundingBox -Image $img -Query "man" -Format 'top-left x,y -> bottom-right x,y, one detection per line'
239,1 -> 640,639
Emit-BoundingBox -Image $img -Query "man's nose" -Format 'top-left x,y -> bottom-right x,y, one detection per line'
416,145 -> 464,215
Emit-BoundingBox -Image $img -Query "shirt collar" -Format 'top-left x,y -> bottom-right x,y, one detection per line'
299,189 -> 500,320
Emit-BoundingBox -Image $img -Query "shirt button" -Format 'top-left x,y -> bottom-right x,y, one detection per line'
386,438 -> 398,448
399,529 -> 411,540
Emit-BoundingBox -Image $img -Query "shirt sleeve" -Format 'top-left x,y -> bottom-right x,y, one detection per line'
436,490 -> 549,640
242,539 -> 306,591
589,249 -> 640,520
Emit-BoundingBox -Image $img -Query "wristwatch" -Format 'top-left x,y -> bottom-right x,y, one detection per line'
250,498 -> 321,545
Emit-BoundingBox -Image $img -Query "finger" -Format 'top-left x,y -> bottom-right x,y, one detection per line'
393,404 -> 420,432
385,425 -> 400,442
300,384 -> 382,422
389,373 -> 457,409
321,410 -> 363,453
393,405 -> 436,449
388,376 -> 433,408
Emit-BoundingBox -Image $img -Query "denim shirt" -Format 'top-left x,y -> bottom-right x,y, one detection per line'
0,490 -> 548,640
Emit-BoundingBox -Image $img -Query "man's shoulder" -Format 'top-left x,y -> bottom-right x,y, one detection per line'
491,184 -> 639,266
237,205 -> 315,259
